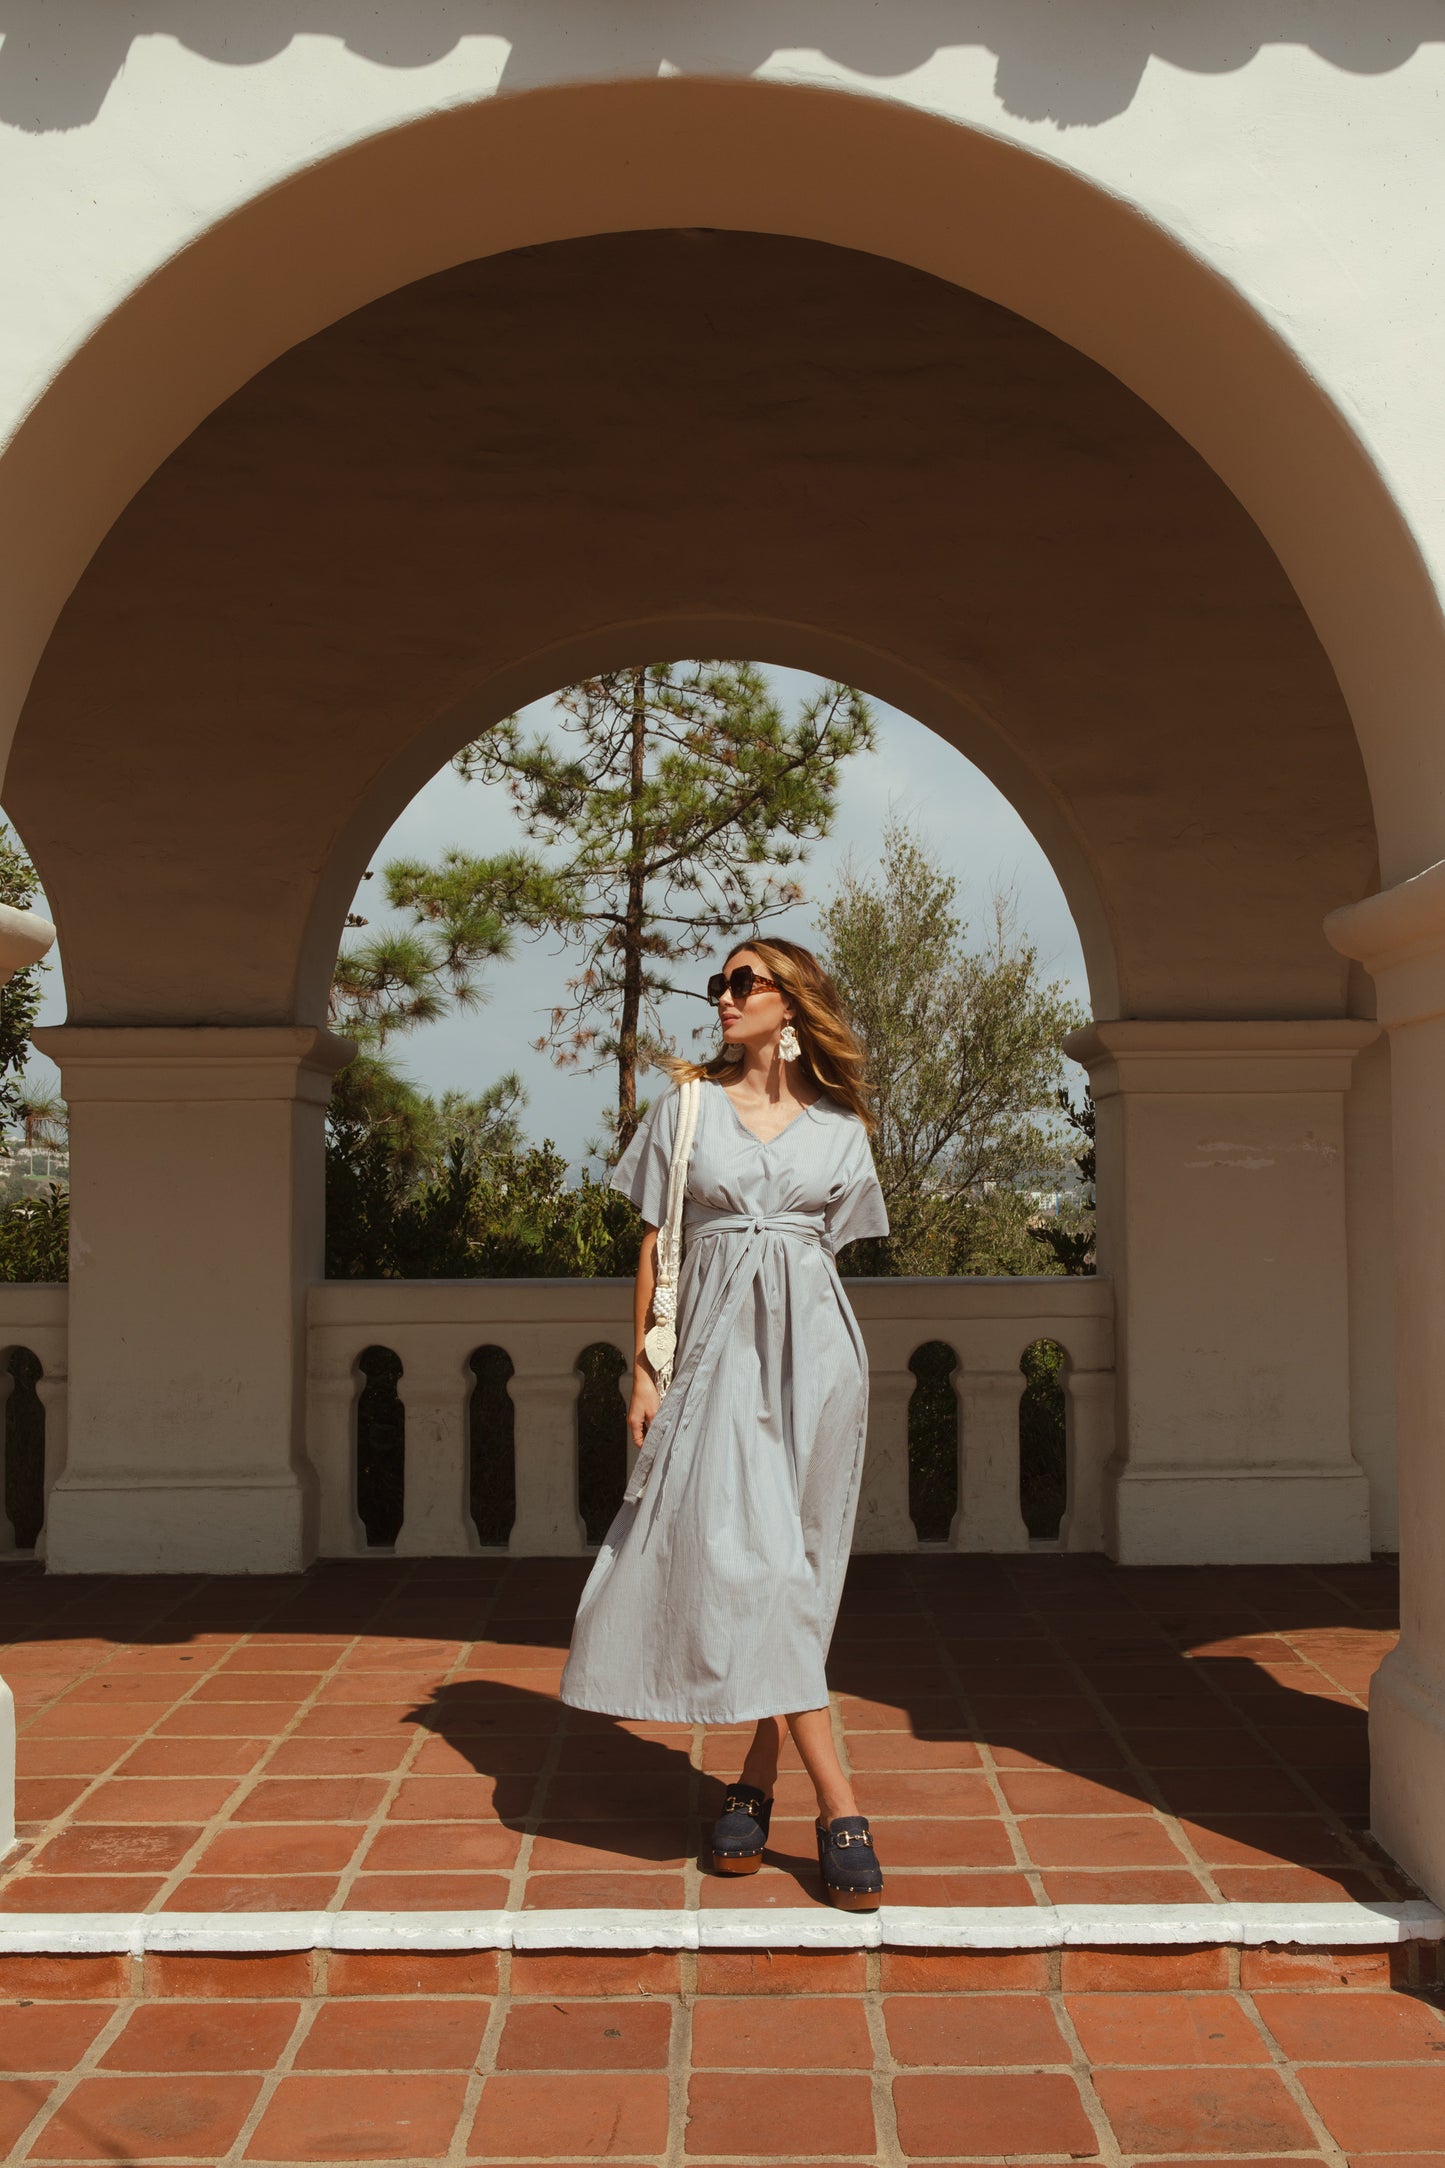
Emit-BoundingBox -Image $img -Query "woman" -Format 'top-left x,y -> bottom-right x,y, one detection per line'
559,938 -> 889,1910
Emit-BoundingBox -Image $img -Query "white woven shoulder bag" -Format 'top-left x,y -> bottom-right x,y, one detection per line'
640,1077 -> 700,1398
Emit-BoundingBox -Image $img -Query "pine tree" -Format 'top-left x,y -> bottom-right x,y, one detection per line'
393,663 -> 875,1149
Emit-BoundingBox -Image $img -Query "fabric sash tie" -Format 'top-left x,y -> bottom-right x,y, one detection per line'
686,1209 -> 823,1246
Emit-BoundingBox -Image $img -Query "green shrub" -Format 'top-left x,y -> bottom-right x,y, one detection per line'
0,1187 -> 68,1282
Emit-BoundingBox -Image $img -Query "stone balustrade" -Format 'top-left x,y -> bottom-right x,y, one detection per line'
0,1277 -> 1114,1563
307,1277 -> 1115,1559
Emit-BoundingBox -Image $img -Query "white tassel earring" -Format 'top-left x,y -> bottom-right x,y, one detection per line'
778,1021 -> 801,1064
721,1042 -> 744,1064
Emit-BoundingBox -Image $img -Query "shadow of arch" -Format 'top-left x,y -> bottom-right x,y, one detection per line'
3,73 -> 1440,881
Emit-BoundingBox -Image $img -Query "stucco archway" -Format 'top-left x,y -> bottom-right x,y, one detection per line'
8,225 -> 1384,1600
0,74 -> 1441,882
4,77 -> 1443,1904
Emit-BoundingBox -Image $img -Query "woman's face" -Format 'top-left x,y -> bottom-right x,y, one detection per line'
717,948 -> 792,1056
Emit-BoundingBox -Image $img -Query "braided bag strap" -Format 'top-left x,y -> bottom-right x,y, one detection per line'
641,1077 -> 700,1398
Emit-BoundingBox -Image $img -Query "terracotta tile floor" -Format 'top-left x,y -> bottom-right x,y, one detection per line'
0,1554 -> 1413,1914
0,1940 -> 1442,2163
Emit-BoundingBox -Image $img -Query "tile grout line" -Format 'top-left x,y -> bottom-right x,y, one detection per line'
662,1955 -> 693,2168
926,1571 -> 1051,1904
1044,1591 -> 1230,1903
146,1618 -> 370,1912
860,1977 -> 905,2168
1234,1970 -> 1356,2168
1048,1970 -> 1126,2168
12,1983 -> 136,2162
2,1576 -> 264,1891
1185,1607 -> 1400,1900
324,1559 -> 512,1916
473,1555 -> 583,1919
9,1559 -> 516,1916
448,1936 -> 511,2168
216,1990 -> 324,2168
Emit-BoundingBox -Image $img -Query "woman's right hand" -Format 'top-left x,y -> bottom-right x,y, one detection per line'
628,1365 -> 661,1452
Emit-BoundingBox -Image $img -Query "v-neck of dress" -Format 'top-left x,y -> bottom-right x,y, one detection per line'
712,1082 -> 818,1148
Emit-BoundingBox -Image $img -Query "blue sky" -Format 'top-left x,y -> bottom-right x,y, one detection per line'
22,668 -> 1088,1159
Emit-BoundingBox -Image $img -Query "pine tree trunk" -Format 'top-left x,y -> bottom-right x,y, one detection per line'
615,667 -> 647,1153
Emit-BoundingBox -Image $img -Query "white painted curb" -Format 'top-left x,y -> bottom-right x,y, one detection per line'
0,1902 -> 1438,1956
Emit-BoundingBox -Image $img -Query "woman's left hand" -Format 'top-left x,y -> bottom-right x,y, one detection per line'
628,1366 -> 661,1451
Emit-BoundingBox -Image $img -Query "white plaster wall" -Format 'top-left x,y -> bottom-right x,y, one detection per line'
2,10 -> 1445,871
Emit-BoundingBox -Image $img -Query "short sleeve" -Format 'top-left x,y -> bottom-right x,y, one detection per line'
824,1119 -> 890,1254
609,1087 -> 680,1227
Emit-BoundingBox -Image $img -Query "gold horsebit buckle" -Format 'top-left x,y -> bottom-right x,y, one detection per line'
723,1792 -> 766,1821
825,1827 -> 874,1848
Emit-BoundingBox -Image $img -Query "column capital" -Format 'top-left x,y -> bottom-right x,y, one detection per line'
1063,1018 -> 1378,1095
34,1025 -> 355,1104
1326,860 -> 1445,1027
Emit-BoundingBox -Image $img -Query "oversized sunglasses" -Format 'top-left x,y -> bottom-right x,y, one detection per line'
706,966 -> 780,1004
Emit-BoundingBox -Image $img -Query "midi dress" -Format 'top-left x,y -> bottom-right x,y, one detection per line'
559,1079 -> 889,1725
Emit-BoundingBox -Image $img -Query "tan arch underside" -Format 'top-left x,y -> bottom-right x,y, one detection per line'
6,233 -> 1374,1029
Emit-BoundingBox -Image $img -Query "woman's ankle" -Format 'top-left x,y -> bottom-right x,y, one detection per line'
738,1759 -> 778,1794
816,1789 -> 860,1824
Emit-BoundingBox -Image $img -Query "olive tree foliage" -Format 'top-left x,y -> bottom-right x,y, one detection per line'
443,663 -> 875,1150
0,819 -> 69,1279
819,821 -> 1086,1276
1028,1086 -> 1097,1274
0,821 -> 44,1133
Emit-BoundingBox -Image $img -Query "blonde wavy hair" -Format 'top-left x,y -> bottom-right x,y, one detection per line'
666,936 -> 875,1129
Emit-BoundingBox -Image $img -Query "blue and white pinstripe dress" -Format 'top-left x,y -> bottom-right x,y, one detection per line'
559,1080 -> 889,1724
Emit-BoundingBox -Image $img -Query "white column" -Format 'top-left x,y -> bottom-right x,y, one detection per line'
35,1025 -> 352,1574
952,1369 -> 1029,1552
1328,864 -> 1445,1903
1059,1367 -> 1115,1554
1065,1020 -> 1375,1566
394,1345 -> 476,1556
854,1363 -> 919,1553
507,1367 -> 587,1555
